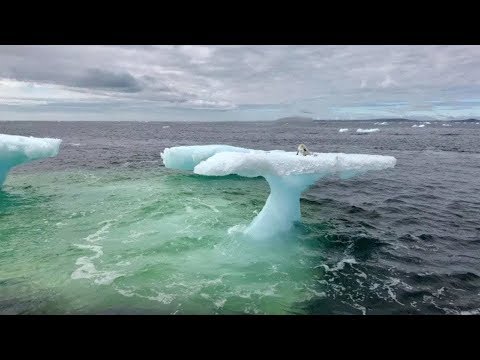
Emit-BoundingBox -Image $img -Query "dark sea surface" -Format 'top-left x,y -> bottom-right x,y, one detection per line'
1,120 -> 479,314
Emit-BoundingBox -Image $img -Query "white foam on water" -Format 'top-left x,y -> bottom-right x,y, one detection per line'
434,287 -> 445,298
71,243 -> 122,285
71,244 -> 122,284
115,260 -> 131,266
350,302 -> 367,315
460,309 -> 480,315
71,219 -> 123,285
85,221 -> 113,242
383,277 -> 404,305
193,198 -> 220,213
339,128 -> 349,132
214,298 -> 227,308
369,283 -> 380,290
323,257 -> 358,272
146,292 -> 175,304
304,286 -> 327,300
355,270 -> 368,279
116,287 -> 135,297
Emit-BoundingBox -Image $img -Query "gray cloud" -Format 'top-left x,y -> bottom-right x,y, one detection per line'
73,69 -> 142,93
1,45 -> 480,120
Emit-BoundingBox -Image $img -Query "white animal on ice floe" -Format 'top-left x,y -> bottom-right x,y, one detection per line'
296,144 -> 311,156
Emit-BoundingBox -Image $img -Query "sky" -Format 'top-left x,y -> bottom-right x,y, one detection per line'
1,45 -> 480,121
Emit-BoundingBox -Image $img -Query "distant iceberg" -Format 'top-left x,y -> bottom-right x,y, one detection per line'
0,134 -> 62,186
356,128 -> 379,133
339,128 -> 349,133
162,145 -> 396,238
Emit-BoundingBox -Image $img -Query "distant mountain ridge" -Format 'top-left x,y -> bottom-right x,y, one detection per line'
451,118 -> 479,123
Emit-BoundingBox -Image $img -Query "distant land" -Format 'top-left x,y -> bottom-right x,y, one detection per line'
273,117 -> 479,123
1,117 -> 479,123
450,118 -> 479,123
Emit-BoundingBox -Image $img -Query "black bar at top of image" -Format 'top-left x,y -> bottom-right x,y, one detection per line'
1,4 -> 479,45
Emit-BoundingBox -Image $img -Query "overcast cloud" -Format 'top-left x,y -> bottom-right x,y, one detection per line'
1,45 -> 480,121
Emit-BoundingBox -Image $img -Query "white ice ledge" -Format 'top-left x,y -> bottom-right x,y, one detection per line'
0,134 -> 62,186
161,145 -> 396,238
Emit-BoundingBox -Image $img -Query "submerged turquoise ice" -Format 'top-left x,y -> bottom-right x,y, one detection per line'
0,134 -> 62,186
161,145 -> 396,238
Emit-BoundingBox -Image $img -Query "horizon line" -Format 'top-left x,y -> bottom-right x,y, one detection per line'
0,117 -> 478,123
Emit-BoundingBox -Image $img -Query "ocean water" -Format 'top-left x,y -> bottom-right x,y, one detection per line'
1,120 -> 479,315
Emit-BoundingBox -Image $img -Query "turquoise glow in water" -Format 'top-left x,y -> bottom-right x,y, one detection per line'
0,168 -> 330,314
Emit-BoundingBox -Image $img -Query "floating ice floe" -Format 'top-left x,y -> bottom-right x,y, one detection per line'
0,134 -> 62,186
356,128 -> 379,133
161,145 -> 396,238
339,128 -> 349,133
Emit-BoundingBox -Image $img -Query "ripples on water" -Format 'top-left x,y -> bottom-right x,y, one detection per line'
0,120 -> 479,314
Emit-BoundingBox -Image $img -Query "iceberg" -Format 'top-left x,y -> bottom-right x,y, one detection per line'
356,128 -> 379,133
161,145 -> 396,238
0,134 -> 62,186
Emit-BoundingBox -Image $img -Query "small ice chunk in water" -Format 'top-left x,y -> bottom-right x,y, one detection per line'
339,128 -> 349,133
356,128 -> 379,133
